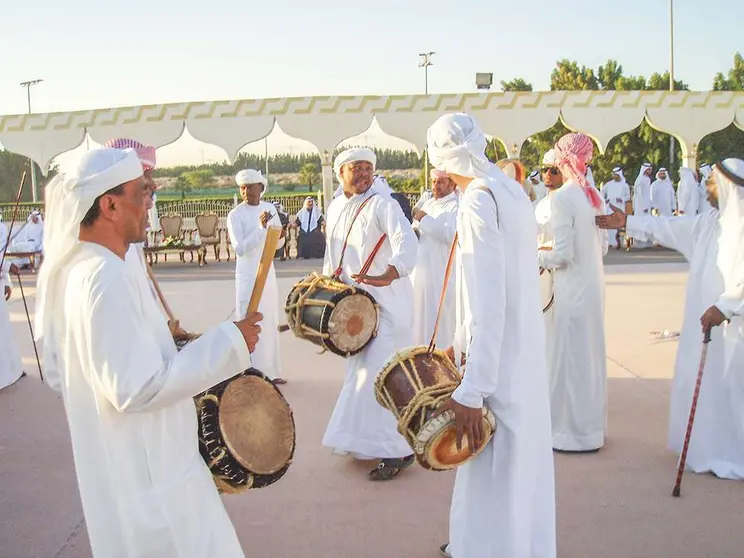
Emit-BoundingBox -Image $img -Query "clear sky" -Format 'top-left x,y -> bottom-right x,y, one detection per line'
2,0 -> 740,167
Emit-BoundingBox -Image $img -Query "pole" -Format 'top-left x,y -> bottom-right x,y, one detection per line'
20,80 -> 42,203
419,52 -> 434,194
669,0 -> 675,171
265,138 -> 269,184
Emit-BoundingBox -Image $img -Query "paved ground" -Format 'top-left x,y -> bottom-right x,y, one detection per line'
2,248 -> 743,558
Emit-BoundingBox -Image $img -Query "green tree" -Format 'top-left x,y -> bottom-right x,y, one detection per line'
500,78 -> 533,92
0,150 -> 51,202
550,60 -> 598,90
713,52 -> 743,91
299,162 -> 319,192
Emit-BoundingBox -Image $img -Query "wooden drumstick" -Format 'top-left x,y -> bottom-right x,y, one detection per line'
246,225 -> 283,317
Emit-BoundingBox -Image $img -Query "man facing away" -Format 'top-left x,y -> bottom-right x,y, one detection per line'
427,113 -> 555,558
538,133 -> 608,453
411,168 -> 459,347
34,148 -> 263,557
597,159 -> 744,480
321,147 -> 419,480
226,169 -> 287,385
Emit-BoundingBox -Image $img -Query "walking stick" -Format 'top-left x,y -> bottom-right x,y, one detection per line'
672,326 -> 712,497
13,270 -> 44,383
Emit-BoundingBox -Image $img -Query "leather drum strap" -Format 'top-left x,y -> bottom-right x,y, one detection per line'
427,232 -> 458,354
357,234 -> 388,278
333,194 -> 378,279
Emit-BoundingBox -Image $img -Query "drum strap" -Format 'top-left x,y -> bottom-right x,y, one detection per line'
357,234 -> 388,278
332,194 -> 379,279
426,185 -> 499,354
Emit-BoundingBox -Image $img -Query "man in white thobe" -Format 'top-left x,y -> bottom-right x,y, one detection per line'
538,132 -> 608,453
410,169 -> 459,347
600,167 -> 631,249
651,167 -> 677,216
1,227 -> 24,390
597,158 -> 744,480
677,166 -> 700,216
528,169 -> 548,204
630,163 -> 654,248
227,169 -> 286,385
428,113 -> 555,558
534,150 -> 564,248
699,164 -> 714,213
34,147 -> 263,557
321,147 -> 418,480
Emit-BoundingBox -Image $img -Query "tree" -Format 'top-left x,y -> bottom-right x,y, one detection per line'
550,60 -> 598,91
178,169 -> 214,192
0,150 -> 51,202
500,78 -> 533,92
299,162 -> 319,192
713,52 -> 744,91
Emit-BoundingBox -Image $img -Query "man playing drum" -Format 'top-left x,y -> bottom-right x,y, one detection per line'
34,148 -> 263,558
427,113 -> 556,558
321,147 -> 419,480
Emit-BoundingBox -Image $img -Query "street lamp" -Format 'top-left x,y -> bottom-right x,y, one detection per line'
669,0 -> 675,170
20,79 -> 43,203
418,52 -> 434,192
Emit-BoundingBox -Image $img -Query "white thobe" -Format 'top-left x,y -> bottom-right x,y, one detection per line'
627,213 -> 744,479
321,189 -> 417,458
632,175 -> 653,247
126,243 -> 159,304
601,180 -> 631,247
448,178 -> 555,558
411,192 -> 458,347
413,190 -> 433,211
699,179 -> 713,214
20,220 -> 44,251
149,193 -> 160,231
532,180 -> 548,203
0,258 -> 23,390
538,183 -> 608,451
227,202 -> 283,381
677,174 -> 700,216
535,192 -> 555,248
651,179 -> 677,216
45,242 -> 251,557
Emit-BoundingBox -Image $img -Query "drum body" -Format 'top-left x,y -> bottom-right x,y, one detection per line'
374,346 -> 496,471
284,272 -> 379,357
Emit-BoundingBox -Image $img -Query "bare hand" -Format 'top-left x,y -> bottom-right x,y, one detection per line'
351,265 -> 399,287
9,263 -> 20,276
3,286 -> 10,301
433,398 -> 483,453
413,209 -> 427,222
235,312 -> 263,353
443,345 -> 466,367
168,320 -> 192,341
700,305 -> 727,332
595,206 -> 627,230
259,211 -> 272,229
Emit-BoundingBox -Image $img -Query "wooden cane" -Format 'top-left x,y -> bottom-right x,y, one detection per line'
13,270 -> 44,383
0,172 -> 27,273
246,226 -> 282,317
672,326 -> 712,497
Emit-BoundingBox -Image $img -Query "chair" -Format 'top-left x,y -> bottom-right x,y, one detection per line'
157,214 -> 185,263
195,212 -> 221,262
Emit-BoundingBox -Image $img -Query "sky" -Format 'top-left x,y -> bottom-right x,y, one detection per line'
1,0 -> 741,168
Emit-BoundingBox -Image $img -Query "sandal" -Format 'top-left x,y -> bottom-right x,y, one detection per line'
439,543 -> 452,558
368,455 -> 415,481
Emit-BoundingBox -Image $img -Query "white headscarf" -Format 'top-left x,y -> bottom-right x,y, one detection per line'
528,169 -> 539,182
27,210 -> 43,224
34,148 -> 144,343
333,148 -> 376,184
297,197 -> 320,232
586,166 -> 596,188
655,167 -> 671,182
371,175 -> 393,196
426,112 -> 522,199
700,164 -> 712,180
635,163 -> 653,185
713,158 -> 744,374
235,169 -> 268,198
542,150 -> 556,166
679,167 -> 697,186
611,167 -> 626,183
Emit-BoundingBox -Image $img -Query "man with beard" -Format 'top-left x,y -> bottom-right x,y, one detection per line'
534,150 -> 564,248
651,167 -> 677,216
600,167 -> 631,249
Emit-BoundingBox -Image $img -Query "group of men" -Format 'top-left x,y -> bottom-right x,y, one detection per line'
8,107 -> 742,557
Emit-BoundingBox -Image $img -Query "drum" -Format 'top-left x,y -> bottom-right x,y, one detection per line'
177,336 -> 296,493
196,368 -> 295,493
374,346 -> 496,471
284,272 -> 379,357
540,268 -> 554,313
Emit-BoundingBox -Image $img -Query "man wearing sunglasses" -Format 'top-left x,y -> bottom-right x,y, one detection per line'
534,150 -> 564,248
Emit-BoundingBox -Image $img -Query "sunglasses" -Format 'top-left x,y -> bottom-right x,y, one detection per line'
541,167 -> 559,176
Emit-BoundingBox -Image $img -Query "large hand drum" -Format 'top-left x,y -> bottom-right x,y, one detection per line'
375,346 -> 496,471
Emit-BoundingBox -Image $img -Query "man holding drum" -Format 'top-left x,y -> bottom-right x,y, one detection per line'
321,147 -> 419,480
35,148 -> 262,558
427,113 -> 556,558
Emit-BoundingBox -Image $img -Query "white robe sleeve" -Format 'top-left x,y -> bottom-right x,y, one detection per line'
86,273 -> 252,413
451,189 -> 505,409
417,211 -> 457,246
377,198 -> 418,278
227,210 -> 267,258
716,287 -> 744,319
670,187 -> 678,212
625,215 -> 697,261
537,191 -> 574,270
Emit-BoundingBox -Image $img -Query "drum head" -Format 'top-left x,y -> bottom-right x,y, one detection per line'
415,408 -> 496,471
327,293 -> 377,354
218,375 -> 295,476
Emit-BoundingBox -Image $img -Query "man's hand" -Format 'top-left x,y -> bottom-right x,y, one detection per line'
700,305 -> 727,332
9,263 -> 20,276
412,209 -> 427,222
433,397 -> 484,453
595,206 -> 627,230
168,319 -> 192,341
4,285 -> 10,301
351,264 -> 399,287
259,211 -> 272,229
235,312 -> 263,353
